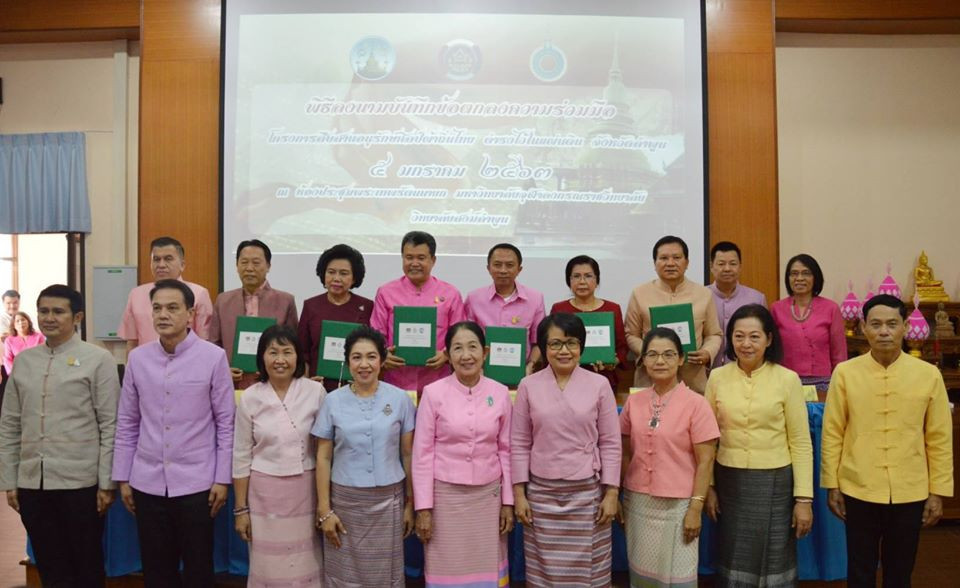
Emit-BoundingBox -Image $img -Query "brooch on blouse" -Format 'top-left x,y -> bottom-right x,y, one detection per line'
67,357 -> 80,367
383,403 -> 393,416
434,295 -> 445,304
486,396 -> 494,406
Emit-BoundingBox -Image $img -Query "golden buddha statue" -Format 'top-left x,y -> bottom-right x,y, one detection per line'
935,303 -> 955,338
914,251 -> 950,302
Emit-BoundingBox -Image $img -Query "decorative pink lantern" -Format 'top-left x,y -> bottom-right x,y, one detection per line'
878,263 -> 902,299
905,293 -> 930,357
840,281 -> 862,336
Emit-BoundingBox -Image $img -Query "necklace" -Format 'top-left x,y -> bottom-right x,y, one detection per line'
790,298 -> 812,322
648,391 -> 671,429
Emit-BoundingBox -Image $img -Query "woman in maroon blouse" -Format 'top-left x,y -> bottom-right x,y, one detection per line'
550,255 -> 629,391
298,244 -> 373,390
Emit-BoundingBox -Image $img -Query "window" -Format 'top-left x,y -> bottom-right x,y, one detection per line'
0,234 -> 17,291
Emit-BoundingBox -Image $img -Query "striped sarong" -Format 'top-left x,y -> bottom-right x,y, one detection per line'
247,470 -> 323,587
714,463 -> 797,587
623,491 -> 697,588
424,480 -> 508,588
800,375 -> 831,394
524,475 -> 612,588
324,481 -> 405,588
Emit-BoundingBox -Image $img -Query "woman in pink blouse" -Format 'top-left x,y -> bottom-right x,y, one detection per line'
620,327 -> 718,587
512,313 -> 621,587
2,312 -> 44,374
413,321 -> 513,588
232,326 -> 326,586
770,254 -> 847,392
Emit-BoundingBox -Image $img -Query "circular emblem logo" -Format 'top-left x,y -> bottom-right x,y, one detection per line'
440,39 -> 482,81
350,36 -> 396,81
529,42 -> 567,83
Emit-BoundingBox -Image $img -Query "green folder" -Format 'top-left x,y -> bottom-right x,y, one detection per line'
231,316 -> 277,373
484,326 -> 527,387
649,303 -> 697,353
316,320 -> 361,380
577,311 -> 617,365
393,306 -> 437,366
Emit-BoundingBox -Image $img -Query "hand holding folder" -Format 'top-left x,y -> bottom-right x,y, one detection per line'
231,316 -> 277,373
393,306 -> 438,366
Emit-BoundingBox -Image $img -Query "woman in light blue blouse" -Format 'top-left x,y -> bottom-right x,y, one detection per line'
312,325 -> 415,587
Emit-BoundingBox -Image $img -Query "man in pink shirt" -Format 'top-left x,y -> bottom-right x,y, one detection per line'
371,231 -> 464,394
464,243 -> 545,373
118,236 -> 213,351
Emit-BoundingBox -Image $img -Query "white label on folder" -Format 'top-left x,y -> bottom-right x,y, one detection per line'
322,336 -> 346,361
489,343 -> 523,367
397,322 -> 432,348
659,321 -> 691,345
584,325 -> 611,348
236,331 -> 263,356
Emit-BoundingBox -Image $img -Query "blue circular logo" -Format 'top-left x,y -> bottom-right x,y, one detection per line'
350,36 -> 396,81
530,42 -> 567,83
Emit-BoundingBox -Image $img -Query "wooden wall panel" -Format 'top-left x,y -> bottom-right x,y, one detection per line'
777,0 -> 960,21
0,0 -> 139,32
137,0 -> 221,291
705,0 -> 780,300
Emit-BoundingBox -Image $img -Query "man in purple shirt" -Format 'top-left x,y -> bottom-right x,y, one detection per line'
464,243 -> 545,373
371,231 -> 465,394
707,241 -> 768,368
113,279 -> 235,586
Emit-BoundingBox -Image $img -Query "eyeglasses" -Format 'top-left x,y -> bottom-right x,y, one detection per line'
546,339 -> 581,351
570,273 -> 596,282
643,350 -> 680,361
788,270 -> 813,278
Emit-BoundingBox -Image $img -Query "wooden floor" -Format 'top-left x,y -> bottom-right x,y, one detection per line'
2,502 -> 959,587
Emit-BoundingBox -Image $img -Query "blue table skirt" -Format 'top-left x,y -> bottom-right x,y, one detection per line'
31,403 -> 844,581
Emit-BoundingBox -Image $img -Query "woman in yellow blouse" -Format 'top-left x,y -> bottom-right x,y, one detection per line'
705,304 -> 813,587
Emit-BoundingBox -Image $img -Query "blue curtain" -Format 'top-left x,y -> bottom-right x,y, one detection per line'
0,132 -> 92,234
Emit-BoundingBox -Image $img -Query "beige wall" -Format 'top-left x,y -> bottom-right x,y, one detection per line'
0,41 -> 140,355
776,34 -> 960,303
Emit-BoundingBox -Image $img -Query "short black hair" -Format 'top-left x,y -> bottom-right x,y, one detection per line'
653,235 -> 689,261
710,241 -> 741,263
37,284 -> 83,315
640,327 -> 685,358
316,244 -> 366,289
487,243 -> 522,265
150,279 -> 195,310
236,239 -> 272,264
345,325 -> 388,362
536,313 -> 587,359
2,289 -> 20,300
401,231 -> 436,257
149,236 -> 185,259
784,254 -> 825,297
256,325 -> 306,382
565,255 -> 601,287
725,303 -> 783,363
862,294 -> 908,321
445,321 -> 486,350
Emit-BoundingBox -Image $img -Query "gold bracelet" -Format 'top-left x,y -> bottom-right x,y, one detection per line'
795,498 -> 813,504
690,495 -> 706,502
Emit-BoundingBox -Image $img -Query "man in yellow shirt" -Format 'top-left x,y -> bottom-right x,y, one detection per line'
821,294 -> 953,588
